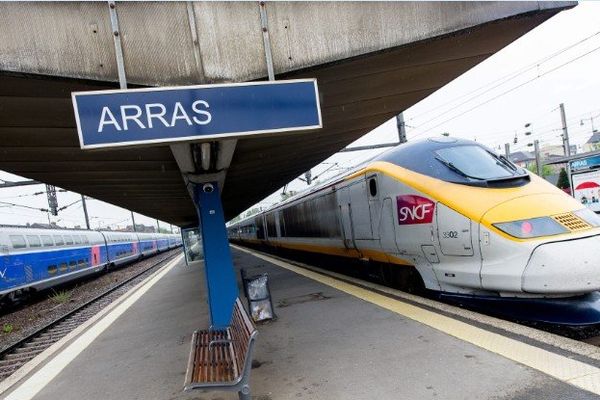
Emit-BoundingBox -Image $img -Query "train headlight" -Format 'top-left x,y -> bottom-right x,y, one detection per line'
493,217 -> 568,239
574,208 -> 600,227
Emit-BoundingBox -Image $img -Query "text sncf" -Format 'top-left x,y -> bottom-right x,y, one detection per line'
97,100 -> 212,133
396,195 -> 435,225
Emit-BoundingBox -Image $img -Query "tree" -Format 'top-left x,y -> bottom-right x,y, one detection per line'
557,168 -> 571,190
526,163 -> 553,178
244,207 -> 262,218
229,215 -> 243,224
280,190 -> 298,201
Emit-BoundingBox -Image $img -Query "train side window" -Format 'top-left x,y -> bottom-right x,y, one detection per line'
369,177 -> 378,197
73,236 -> 81,245
54,235 -> 64,246
26,235 -> 41,248
59,263 -> 68,272
10,235 -> 27,249
78,259 -> 86,268
69,260 -> 77,270
83,236 -> 89,244
47,265 -> 58,275
64,235 -> 73,245
41,235 -> 54,247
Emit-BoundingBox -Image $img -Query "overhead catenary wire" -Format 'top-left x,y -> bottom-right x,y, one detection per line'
487,106 -> 600,152
0,188 -> 67,201
415,45 -> 600,139
0,200 -> 49,213
406,30 -> 600,125
408,39 -> 600,139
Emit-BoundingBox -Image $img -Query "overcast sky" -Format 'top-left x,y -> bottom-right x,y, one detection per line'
255,1 -> 600,211
1,2 -> 599,227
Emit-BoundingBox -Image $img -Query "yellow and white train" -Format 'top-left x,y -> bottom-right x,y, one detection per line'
229,137 -> 600,325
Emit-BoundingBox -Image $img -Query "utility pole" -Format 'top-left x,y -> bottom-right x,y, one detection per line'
304,170 -> 312,185
504,143 -> 510,159
342,112 -> 407,153
560,103 -> 571,157
396,113 -> 407,144
81,195 -> 90,230
46,184 -> 58,216
534,140 -> 542,176
580,113 -> 599,135
131,211 -> 137,232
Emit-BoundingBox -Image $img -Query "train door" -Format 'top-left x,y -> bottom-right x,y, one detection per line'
436,203 -> 473,256
265,212 -> 278,244
274,211 -> 282,238
255,216 -> 266,240
432,203 -> 483,290
264,213 -> 271,241
367,175 -> 380,240
337,187 -> 356,250
0,241 -> 8,285
348,179 -> 373,239
379,197 -> 400,253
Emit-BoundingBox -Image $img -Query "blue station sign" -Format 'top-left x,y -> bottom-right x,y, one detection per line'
72,79 -> 322,149
570,154 -> 600,172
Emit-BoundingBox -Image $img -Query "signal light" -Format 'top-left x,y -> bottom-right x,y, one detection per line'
494,217 -> 568,239
521,221 -> 533,235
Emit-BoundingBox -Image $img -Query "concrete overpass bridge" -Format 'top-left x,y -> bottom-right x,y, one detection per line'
0,1 -> 574,227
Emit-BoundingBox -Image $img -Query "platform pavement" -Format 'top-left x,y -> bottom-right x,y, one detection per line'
4,248 -> 598,400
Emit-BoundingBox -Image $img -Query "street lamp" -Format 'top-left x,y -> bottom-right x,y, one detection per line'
524,123 -> 542,176
581,114 -> 599,134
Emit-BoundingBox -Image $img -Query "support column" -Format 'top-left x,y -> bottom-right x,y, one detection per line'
194,181 -> 238,329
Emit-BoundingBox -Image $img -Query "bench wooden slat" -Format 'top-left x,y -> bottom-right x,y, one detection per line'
185,298 -> 257,393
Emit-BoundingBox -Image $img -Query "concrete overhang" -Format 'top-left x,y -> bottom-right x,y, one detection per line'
0,1 -> 575,227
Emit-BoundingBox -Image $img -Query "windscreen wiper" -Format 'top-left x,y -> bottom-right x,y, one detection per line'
492,152 -> 526,174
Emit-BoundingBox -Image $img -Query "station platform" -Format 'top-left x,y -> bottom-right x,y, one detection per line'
2,247 -> 600,400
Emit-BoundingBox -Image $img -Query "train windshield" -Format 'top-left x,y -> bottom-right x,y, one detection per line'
434,145 -> 517,180
377,138 -> 530,188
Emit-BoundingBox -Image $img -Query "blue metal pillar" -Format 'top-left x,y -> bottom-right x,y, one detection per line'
194,182 -> 238,329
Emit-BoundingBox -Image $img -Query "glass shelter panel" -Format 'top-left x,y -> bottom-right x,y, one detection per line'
182,227 -> 203,265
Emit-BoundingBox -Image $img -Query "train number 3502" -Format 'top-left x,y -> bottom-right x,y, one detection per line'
442,231 -> 459,239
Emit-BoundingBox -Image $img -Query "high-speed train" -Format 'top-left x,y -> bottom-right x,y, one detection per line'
229,137 -> 600,326
0,227 -> 182,303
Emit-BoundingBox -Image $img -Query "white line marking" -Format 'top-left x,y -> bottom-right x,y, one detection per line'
0,255 -> 181,395
2,254 -> 183,400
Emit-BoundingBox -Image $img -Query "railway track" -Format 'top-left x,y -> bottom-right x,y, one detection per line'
0,251 -> 180,382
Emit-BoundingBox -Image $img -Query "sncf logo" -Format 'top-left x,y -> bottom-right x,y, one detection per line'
396,195 -> 435,225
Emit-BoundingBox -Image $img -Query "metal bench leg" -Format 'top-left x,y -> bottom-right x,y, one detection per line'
238,384 -> 251,400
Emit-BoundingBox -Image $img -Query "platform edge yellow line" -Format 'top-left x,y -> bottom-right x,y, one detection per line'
233,245 -> 600,396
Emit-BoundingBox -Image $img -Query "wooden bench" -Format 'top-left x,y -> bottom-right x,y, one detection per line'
184,298 -> 258,400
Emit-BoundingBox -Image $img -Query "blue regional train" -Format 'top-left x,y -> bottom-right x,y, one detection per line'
0,227 -> 182,303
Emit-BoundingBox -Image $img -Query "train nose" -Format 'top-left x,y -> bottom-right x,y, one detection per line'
482,193 -> 580,226
522,234 -> 600,294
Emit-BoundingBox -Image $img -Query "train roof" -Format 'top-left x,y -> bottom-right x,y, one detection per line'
0,226 -> 177,237
228,137 -> 526,227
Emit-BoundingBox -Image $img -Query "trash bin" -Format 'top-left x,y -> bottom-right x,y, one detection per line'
241,269 -> 275,323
